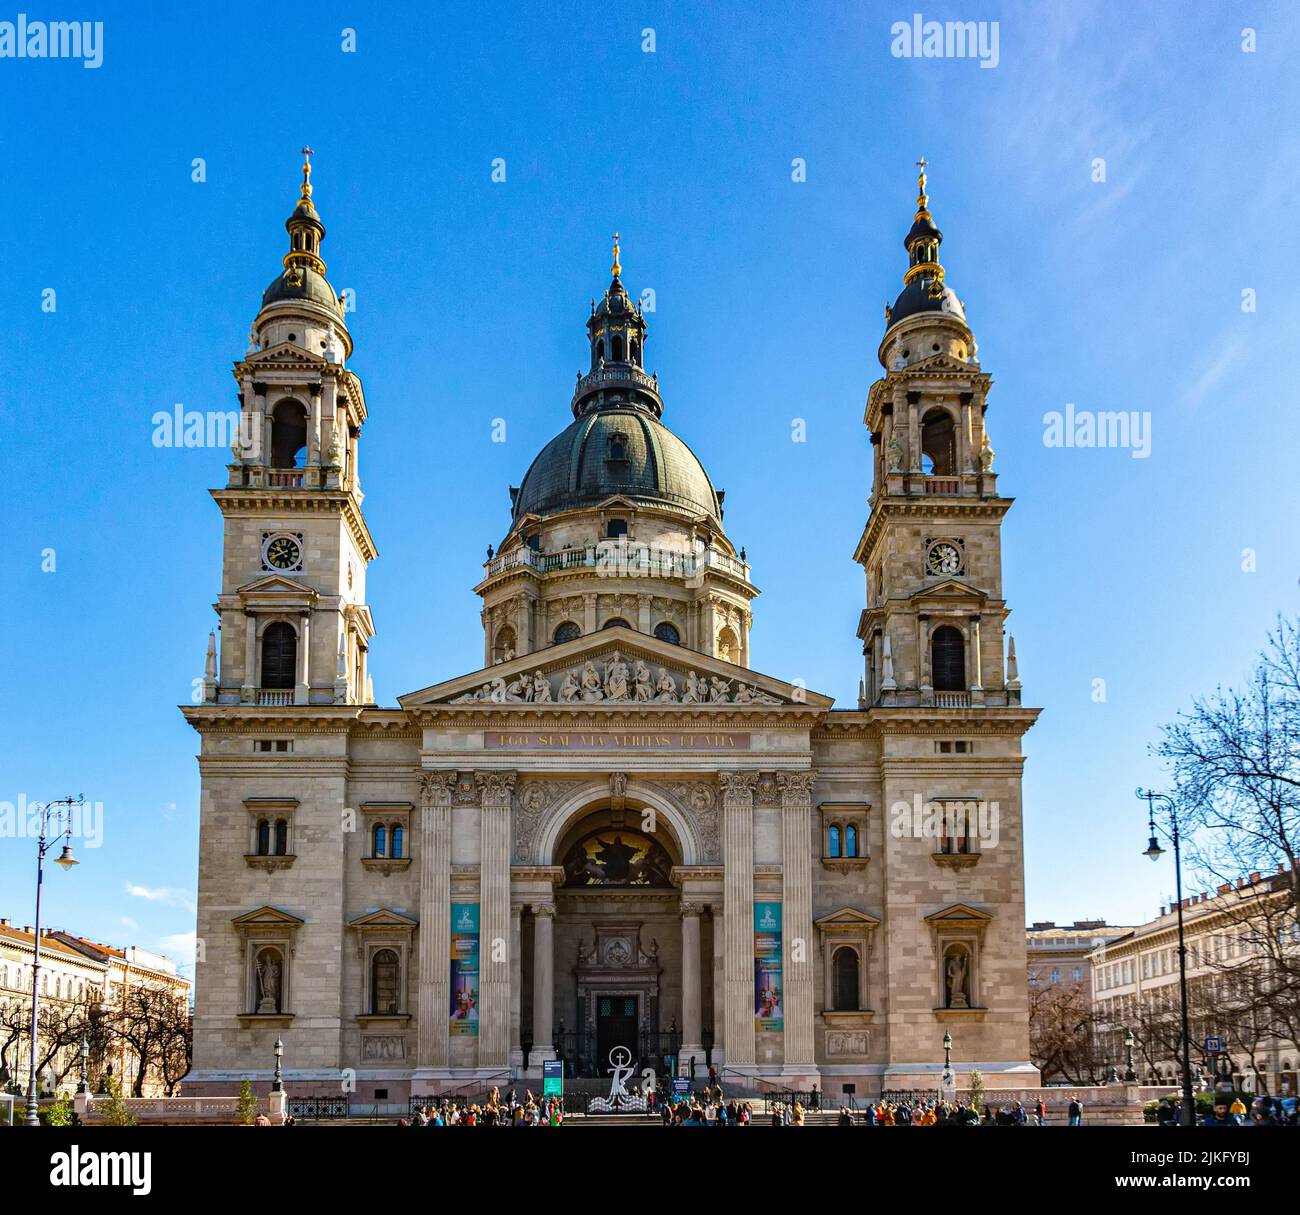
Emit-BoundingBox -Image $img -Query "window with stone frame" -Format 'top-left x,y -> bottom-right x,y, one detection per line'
818,803 -> 869,869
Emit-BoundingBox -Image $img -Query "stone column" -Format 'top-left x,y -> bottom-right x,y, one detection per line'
679,902 -> 704,1065
531,905 -> 556,1063
416,772 -> 454,1069
968,615 -> 984,702
508,902 -> 524,1072
476,772 -> 515,1069
918,614 -> 931,695
777,772 -> 817,1078
308,383 -> 322,467
241,611 -> 258,702
710,902 -> 725,1066
637,593 -> 652,634
583,593 -> 597,635
720,772 -> 757,1069
294,610 -> 310,705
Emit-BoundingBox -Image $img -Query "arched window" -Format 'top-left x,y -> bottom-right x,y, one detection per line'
610,335 -> 625,361
920,407 -> 956,476
274,819 -> 288,856
630,338 -> 641,365
833,947 -> 860,1011
930,626 -> 965,691
845,824 -> 858,858
373,823 -> 387,858
595,339 -> 605,363
716,626 -> 739,663
270,399 -> 308,469
256,819 -> 271,856
493,626 -> 516,664
606,518 -> 628,538
260,622 -> 297,689
553,621 -> 581,645
603,618 -> 631,630
827,824 -> 841,858
608,436 -> 628,462
391,825 -> 404,859
654,622 -> 680,645
371,949 -> 400,1015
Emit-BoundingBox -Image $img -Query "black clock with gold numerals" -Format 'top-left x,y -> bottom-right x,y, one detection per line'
265,536 -> 301,570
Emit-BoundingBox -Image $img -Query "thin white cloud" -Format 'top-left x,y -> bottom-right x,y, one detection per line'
125,882 -> 195,913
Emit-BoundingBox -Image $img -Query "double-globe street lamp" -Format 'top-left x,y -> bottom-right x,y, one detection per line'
1137,787 -> 1196,1127
24,796 -> 84,1128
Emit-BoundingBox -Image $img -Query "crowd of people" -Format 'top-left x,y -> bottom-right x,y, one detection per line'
1189,1095 -> 1296,1127
401,1087 -> 563,1127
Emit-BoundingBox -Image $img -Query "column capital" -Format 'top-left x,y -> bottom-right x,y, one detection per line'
719,771 -> 759,800
680,902 -> 706,919
531,903 -> 557,919
775,771 -> 816,798
475,771 -> 517,804
419,770 -> 457,807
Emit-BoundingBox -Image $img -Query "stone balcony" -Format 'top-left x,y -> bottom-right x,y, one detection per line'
481,540 -> 750,584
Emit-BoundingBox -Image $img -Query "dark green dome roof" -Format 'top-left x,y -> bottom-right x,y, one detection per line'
889,276 -> 966,327
513,408 -> 722,524
261,265 -> 341,311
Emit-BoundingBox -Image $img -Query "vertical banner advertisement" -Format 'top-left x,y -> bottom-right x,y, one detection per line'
450,902 -> 480,1036
753,901 -> 783,1032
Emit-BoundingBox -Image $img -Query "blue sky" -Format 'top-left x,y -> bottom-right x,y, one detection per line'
2,1 -> 1297,974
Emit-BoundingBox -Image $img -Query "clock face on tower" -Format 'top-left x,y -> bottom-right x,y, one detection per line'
263,534 -> 302,571
927,541 -> 962,576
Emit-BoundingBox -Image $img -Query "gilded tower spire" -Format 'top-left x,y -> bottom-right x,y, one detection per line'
611,230 -> 622,280
282,146 -> 327,279
903,156 -> 945,299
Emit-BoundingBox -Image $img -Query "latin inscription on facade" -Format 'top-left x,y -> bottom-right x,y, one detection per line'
485,730 -> 751,751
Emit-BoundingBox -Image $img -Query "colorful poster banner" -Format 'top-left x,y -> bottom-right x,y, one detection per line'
753,901 -> 783,1032
542,1059 -> 564,1097
450,902 -> 480,1036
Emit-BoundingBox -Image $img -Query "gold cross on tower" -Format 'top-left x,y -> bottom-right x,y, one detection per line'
611,231 -> 622,278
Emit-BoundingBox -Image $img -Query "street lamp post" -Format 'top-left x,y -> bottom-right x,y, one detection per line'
23,796 -> 83,1128
1137,787 -> 1196,1127
1124,1029 -> 1137,1083
272,1037 -> 284,1093
940,1031 -> 955,1100
78,1037 -> 90,1095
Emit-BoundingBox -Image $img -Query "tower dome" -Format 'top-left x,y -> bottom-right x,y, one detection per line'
885,158 -> 967,330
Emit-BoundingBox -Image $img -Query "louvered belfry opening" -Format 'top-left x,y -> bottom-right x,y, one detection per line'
931,625 -> 966,691
261,622 -> 297,689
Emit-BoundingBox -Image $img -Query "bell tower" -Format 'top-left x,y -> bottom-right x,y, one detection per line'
203,150 -> 378,708
855,162 -> 1020,710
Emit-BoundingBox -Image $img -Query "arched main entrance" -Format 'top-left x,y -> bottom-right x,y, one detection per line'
526,802 -> 700,1078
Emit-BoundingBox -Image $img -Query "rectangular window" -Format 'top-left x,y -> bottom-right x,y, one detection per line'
256,739 -> 293,753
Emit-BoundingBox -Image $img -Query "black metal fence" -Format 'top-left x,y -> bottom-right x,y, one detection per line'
287,1095 -> 349,1120
880,1089 -> 940,1104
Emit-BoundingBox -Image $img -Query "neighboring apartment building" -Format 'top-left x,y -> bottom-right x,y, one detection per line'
1026,919 -> 1133,992
0,919 -> 191,1098
1090,868 -> 1300,1097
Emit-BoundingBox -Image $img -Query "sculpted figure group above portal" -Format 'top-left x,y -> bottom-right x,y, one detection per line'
449,649 -> 784,706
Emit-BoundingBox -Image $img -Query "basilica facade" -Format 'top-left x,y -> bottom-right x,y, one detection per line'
183,155 -> 1041,1102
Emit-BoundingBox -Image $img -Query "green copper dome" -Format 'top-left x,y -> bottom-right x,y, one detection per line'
513,407 -> 722,525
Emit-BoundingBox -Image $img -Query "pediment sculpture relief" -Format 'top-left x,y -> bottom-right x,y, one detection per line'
449,649 -> 783,706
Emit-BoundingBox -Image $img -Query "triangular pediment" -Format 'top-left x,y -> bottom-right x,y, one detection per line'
890,351 -> 977,377
245,343 -> 326,367
231,905 -> 305,928
910,577 -> 987,603
236,573 -> 315,597
347,908 -> 418,931
814,907 -> 881,929
924,902 -> 993,926
399,624 -> 832,710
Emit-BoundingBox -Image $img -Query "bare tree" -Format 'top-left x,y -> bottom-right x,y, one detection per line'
1157,615 -> 1300,1046
1030,982 -> 1108,1084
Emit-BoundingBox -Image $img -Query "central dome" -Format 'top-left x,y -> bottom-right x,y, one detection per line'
513,407 -> 722,525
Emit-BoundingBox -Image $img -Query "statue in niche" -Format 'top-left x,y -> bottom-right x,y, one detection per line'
580,662 -> 605,701
256,953 -> 282,1013
558,672 -> 581,702
945,948 -> 970,1009
604,652 -> 630,700
633,660 -> 654,701
654,668 -> 678,701
531,671 -> 552,702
